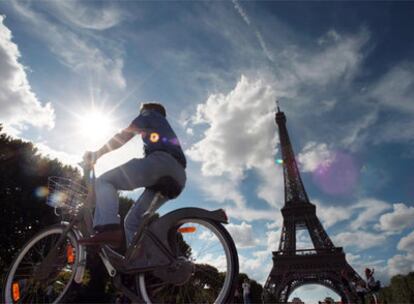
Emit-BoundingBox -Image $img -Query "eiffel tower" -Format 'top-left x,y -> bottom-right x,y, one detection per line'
263,105 -> 362,303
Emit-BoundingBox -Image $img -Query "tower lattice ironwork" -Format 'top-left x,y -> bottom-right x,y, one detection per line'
263,106 -> 362,303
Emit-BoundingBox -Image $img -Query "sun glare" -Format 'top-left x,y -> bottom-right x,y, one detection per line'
78,110 -> 113,140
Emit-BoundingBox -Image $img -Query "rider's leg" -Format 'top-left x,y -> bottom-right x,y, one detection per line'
93,155 -> 166,228
93,178 -> 122,230
80,158 -> 159,245
124,189 -> 168,246
124,152 -> 186,246
83,152 -> 185,245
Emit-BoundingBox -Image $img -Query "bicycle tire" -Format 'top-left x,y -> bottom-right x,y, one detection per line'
136,217 -> 239,304
3,225 -> 80,304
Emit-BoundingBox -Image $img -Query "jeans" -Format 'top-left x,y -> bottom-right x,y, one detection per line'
93,151 -> 186,245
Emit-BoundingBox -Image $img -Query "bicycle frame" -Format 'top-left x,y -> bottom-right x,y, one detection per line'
34,164 -> 229,291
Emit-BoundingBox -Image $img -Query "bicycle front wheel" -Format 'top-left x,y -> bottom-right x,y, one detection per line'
137,218 -> 239,303
3,225 -> 80,304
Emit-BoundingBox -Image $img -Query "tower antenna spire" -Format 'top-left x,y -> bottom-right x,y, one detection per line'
275,99 -> 281,112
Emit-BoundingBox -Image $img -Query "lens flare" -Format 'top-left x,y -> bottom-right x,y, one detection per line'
35,186 -> 49,198
312,152 -> 359,195
150,132 -> 160,143
47,191 -> 67,208
170,138 -> 179,145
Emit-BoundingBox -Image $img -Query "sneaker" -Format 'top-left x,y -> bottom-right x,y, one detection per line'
78,226 -> 123,248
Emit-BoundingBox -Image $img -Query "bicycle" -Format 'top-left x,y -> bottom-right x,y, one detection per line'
3,163 -> 239,303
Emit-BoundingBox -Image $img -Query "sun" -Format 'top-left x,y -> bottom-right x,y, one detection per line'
77,110 -> 113,141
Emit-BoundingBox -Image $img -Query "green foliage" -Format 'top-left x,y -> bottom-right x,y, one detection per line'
0,130 -> 80,273
379,272 -> 414,303
0,128 -> 135,302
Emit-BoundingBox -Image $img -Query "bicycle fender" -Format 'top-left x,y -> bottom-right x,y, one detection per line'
60,222 -> 88,284
147,208 -> 228,254
162,208 -> 228,224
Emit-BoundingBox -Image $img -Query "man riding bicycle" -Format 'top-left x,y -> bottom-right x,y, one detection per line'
4,102 -> 239,304
79,103 -> 186,248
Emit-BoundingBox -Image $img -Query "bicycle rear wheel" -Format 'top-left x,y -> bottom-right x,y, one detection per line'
136,218 -> 238,303
3,225 -> 80,304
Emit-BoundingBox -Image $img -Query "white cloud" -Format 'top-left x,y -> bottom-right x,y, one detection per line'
397,230 -> 414,252
289,29 -> 369,87
191,173 -> 246,207
318,30 -> 341,45
345,252 -> 361,265
370,64 -> 414,113
256,158 -> 284,208
0,16 -> 55,131
386,253 -> 414,277
266,219 -> 282,230
333,230 -> 387,250
238,251 -> 272,284
314,200 -> 352,229
266,229 -> 281,252
188,76 -> 277,179
314,197 -> 390,231
194,252 -> 227,272
227,222 -> 258,248
378,203 -> 414,233
340,109 -> 379,149
296,230 -> 314,250
12,2 -> 126,90
360,64 -> 414,145
350,198 -> 390,231
187,75 -> 283,208
46,1 -> 124,30
298,142 -> 335,172
34,142 -> 79,165
227,206 -> 280,222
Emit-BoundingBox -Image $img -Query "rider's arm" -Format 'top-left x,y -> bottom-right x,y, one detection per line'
95,124 -> 143,159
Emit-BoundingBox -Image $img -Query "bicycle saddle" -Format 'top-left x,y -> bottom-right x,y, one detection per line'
147,176 -> 182,199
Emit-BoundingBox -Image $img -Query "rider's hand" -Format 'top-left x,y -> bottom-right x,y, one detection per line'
83,151 -> 98,167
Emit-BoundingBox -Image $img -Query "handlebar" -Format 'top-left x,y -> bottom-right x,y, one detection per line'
78,162 -> 96,185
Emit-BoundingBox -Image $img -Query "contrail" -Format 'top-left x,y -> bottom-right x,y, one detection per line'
232,0 -> 251,25
232,0 -> 274,63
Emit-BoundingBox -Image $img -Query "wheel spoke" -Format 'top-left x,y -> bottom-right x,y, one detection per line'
4,227 -> 78,304
138,218 -> 237,304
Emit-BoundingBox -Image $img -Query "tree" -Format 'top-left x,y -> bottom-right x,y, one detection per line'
234,273 -> 263,304
379,272 -> 414,303
0,129 -> 80,272
0,127 -> 135,302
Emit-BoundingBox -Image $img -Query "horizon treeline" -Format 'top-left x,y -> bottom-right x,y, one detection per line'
379,272 -> 414,303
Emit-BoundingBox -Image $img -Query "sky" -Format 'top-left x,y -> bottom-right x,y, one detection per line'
1,1 -> 414,303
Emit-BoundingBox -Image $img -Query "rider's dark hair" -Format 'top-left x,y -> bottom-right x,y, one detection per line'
140,103 -> 166,117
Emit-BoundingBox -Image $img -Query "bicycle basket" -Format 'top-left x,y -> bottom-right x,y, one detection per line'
47,177 -> 87,214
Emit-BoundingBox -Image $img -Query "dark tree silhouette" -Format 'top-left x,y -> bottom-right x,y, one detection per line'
233,273 -> 263,304
0,127 -> 135,302
380,272 -> 414,303
0,128 -> 79,272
